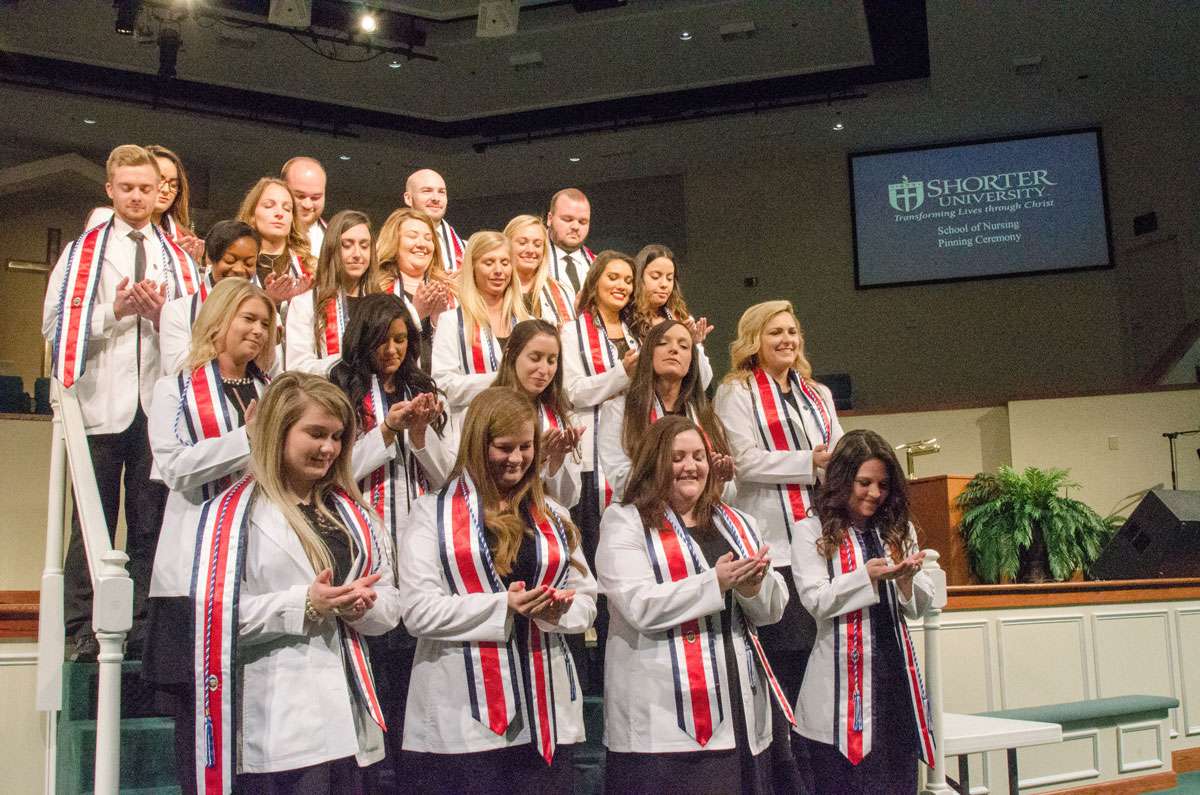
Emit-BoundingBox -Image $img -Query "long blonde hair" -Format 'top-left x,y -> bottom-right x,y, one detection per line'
236,177 -> 314,275
186,278 -> 277,373
375,206 -> 449,292
724,299 -> 814,383
457,230 -> 529,340
451,387 -> 581,577
503,214 -> 551,312
248,373 -> 371,575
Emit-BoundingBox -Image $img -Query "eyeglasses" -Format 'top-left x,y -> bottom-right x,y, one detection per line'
159,179 -> 180,194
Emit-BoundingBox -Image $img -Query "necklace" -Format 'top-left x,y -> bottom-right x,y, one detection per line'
222,374 -> 253,385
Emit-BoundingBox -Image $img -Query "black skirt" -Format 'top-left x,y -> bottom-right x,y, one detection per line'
604,747 -> 772,795
403,744 -> 575,795
142,595 -> 193,686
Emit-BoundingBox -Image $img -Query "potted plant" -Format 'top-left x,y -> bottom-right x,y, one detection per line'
956,466 -> 1115,583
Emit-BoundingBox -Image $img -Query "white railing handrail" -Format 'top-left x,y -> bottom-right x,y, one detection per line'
36,379 -> 132,795
920,548 -> 952,794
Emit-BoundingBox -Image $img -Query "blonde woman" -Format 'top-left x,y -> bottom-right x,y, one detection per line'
188,372 -> 400,793
713,299 -> 844,789
504,214 -> 575,326
235,176 -> 315,302
285,209 -> 380,375
430,230 -> 530,411
397,387 -> 595,793
144,278 -> 276,791
376,206 -> 454,369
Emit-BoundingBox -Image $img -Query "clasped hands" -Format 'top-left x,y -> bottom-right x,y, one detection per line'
507,581 -> 576,625
543,425 -> 585,470
263,272 -> 314,306
715,545 -> 772,598
113,277 -> 168,328
382,392 -> 443,446
412,280 -> 451,321
308,568 -> 381,623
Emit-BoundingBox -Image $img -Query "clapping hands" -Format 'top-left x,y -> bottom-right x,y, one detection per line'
507,581 -> 576,625
715,546 -> 772,597
308,569 -> 382,623
263,272 -> 314,306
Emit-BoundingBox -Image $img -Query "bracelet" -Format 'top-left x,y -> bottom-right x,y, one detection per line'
304,593 -> 323,623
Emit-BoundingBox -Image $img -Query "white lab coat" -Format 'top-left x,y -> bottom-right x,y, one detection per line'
788,517 -> 933,746
235,496 -> 401,773
713,377 -> 843,559
428,312 -> 500,411
146,372 -> 261,598
596,502 -> 787,755
351,418 -> 456,544
284,290 -> 342,376
560,317 -> 632,473
397,494 -> 597,754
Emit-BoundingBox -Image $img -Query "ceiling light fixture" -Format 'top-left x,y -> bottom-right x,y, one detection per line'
388,58 -> 403,69
359,11 -> 378,33
679,30 -> 693,41
569,156 -> 581,163
832,121 -> 845,131
83,118 -> 97,125
339,154 -> 352,161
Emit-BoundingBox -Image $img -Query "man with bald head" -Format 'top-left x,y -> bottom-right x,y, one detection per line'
546,187 -> 595,295
281,156 -> 327,254
404,168 -> 464,272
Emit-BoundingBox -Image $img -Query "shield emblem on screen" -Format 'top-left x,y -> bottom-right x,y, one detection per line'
888,177 -> 924,212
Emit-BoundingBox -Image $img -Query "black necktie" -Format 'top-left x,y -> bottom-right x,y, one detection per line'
129,229 -> 147,283
564,253 -> 581,292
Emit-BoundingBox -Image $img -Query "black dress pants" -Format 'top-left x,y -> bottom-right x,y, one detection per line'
63,406 -> 168,649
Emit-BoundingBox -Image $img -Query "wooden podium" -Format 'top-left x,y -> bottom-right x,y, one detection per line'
908,474 -> 977,586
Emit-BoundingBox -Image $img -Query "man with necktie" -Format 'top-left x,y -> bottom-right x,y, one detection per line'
42,144 -> 201,661
546,188 -> 595,299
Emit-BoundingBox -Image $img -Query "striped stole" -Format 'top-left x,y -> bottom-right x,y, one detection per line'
188,273 -> 215,326
360,376 -> 429,529
175,360 -> 266,500
440,221 -> 465,272
191,479 -> 388,794
319,292 -> 349,357
539,402 -> 566,433
289,251 -> 308,278
549,245 -> 595,286
539,278 -> 576,325
51,220 -> 200,387
435,474 -> 571,764
573,311 -> 636,512
386,279 -> 422,330
748,368 -> 819,540
644,505 -> 795,747
828,529 -> 935,766
454,308 -> 503,375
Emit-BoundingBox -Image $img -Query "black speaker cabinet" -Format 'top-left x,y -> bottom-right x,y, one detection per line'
1090,489 -> 1200,579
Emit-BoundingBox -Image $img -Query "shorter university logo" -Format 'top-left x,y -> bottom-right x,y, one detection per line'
888,176 -> 924,212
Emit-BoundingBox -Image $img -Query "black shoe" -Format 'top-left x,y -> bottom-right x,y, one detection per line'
69,634 -> 100,663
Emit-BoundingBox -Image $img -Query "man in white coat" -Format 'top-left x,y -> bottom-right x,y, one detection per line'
403,168 -> 465,273
282,156 -> 328,254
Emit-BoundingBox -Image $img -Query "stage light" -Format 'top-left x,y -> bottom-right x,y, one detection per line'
832,121 -> 845,131
83,118 -> 97,125
359,11 -> 378,33
568,156 -> 581,163
339,154 -> 351,161
679,31 -> 692,41
388,58 -> 403,69
114,0 -> 141,35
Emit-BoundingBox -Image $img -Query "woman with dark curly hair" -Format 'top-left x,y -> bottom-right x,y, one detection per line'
790,429 -> 935,795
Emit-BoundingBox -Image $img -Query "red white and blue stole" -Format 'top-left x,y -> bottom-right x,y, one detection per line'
454,307 -> 503,375
319,292 -> 349,357
289,251 -> 308,278
51,220 -> 200,387
385,279 -> 423,330
573,311 -> 636,513
435,474 -> 571,764
748,368 -> 818,541
360,376 -> 430,528
191,479 -> 388,794
440,220 -> 465,273
188,273 -> 216,326
828,529 -> 935,766
175,360 -> 266,500
539,278 -> 576,325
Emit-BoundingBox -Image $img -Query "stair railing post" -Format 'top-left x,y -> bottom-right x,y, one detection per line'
921,548 -> 952,795
36,407 -> 67,711
92,548 -> 132,795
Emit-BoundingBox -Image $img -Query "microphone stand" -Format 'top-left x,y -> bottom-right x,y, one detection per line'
1162,429 -> 1200,490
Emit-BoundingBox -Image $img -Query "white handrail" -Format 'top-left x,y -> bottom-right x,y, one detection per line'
36,379 -> 132,795
920,548 -> 952,795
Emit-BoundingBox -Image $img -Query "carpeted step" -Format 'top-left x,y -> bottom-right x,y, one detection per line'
61,660 -> 159,723
57,716 -> 177,795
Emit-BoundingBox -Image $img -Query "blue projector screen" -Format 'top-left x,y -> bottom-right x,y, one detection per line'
850,129 -> 1113,288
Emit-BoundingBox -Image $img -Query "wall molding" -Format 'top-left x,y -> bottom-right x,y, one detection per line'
1019,728 -> 1100,789
1116,720 -> 1166,774
1092,609 -> 1180,738
1175,608 -> 1200,737
997,614 -> 1089,710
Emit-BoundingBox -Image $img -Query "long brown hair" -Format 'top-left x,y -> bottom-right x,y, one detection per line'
814,429 -> 914,562
622,319 -> 729,458
623,415 -> 719,529
631,244 -> 691,341
494,320 -> 574,421
311,209 -> 379,350
236,177 -> 314,275
573,250 -> 634,319
451,387 -> 582,577
146,144 -> 190,230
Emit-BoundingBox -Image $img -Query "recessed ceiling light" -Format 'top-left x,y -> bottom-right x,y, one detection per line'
339,155 -> 352,161
83,118 -> 97,125
679,31 -> 693,41
568,156 -> 581,163
832,122 -> 845,131
388,58 -> 402,69
359,11 -> 378,33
